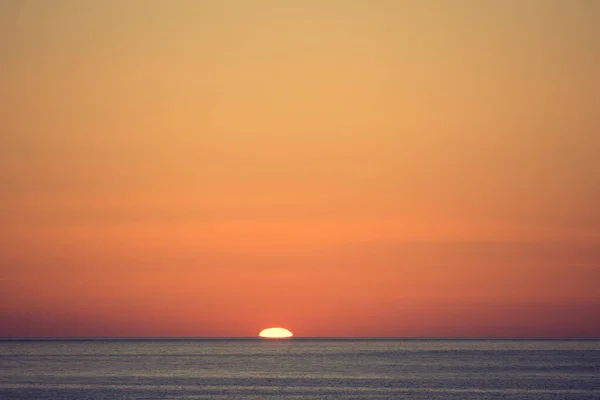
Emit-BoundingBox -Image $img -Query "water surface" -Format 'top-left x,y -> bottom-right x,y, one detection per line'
1,339 -> 599,399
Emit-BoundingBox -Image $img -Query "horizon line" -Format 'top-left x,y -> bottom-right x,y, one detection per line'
1,336 -> 599,340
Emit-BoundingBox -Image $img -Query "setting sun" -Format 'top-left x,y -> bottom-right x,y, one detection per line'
258,328 -> 293,338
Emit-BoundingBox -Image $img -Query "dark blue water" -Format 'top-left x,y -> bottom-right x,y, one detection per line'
1,339 -> 599,399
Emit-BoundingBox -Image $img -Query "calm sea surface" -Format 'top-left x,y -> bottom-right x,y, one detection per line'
1,339 -> 599,399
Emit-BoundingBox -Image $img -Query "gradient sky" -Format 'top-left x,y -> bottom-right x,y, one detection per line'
1,0 -> 599,337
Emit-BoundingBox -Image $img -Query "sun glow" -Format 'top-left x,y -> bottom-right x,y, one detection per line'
258,327 -> 293,338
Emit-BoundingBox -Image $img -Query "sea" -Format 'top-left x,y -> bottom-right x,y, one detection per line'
1,339 -> 599,399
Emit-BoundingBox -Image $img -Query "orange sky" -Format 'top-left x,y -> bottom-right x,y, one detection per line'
1,0 -> 599,337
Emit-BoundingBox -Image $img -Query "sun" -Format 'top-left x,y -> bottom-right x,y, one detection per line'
258,327 -> 293,338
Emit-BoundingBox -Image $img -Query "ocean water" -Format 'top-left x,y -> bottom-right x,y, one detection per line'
1,339 -> 599,399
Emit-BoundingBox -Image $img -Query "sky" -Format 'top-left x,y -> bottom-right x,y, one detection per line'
1,0 -> 599,338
